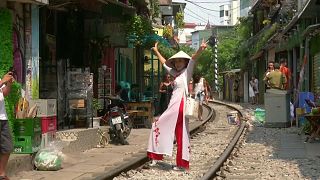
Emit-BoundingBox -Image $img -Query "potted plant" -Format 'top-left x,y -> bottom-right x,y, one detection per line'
92,98 -> 103,128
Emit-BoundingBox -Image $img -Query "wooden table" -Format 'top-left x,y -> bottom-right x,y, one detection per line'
125,101 -> 154,128
304,114 -> 320,142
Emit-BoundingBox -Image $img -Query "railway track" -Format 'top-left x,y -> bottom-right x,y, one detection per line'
95,101 -> 248,180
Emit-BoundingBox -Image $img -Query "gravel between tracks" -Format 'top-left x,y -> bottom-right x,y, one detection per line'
114,103 -> 238,180
221,127 -> 320,180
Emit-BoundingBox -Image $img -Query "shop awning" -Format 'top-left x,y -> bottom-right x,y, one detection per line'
7,0 -> 48,5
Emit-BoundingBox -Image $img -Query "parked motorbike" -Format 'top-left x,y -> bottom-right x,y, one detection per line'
101,96 -> 133,145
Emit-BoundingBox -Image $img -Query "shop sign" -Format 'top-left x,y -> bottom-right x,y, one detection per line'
7,0 -> 49,5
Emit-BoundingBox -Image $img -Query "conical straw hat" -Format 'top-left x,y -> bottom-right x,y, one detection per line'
165,51 -> 191,69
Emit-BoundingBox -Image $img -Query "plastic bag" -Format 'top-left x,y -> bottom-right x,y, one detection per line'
34,141 -> 65,171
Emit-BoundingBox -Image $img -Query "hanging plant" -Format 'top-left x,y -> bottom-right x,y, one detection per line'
252,23 -> 279,54
163,25 -> 173,39
0,8 -> 21,140
263,19 -> 271,25
175,12 -> 185,29
125,15 -> 154,47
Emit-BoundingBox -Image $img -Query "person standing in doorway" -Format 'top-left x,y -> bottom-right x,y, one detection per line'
249,80 -> 255,104
147,40 -> 207,171
0,72 -> 15,180
158,74 -> 173,115
233,78 -> 240,102
250,75 -> 259,104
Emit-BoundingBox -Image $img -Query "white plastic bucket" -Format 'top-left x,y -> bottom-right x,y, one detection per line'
227,111 -> 239,125
92,117 -> 101,128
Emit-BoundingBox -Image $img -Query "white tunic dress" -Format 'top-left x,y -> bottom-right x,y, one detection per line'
147,59 -> 195,163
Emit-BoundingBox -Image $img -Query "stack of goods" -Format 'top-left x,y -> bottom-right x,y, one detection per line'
29,99 -> 57,148
13,98 -> 42,154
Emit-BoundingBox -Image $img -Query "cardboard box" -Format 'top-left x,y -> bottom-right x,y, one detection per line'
29,99 -> 57,117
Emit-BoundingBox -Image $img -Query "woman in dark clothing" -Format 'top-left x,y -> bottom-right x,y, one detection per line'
158,73 -> 173,114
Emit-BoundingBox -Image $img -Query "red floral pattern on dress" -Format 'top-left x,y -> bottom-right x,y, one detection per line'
154,117 -> 160,146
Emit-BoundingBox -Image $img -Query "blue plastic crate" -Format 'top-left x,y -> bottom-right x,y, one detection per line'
298,92 -> 314,113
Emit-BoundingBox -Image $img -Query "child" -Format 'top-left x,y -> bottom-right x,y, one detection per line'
147,40 -> 207,171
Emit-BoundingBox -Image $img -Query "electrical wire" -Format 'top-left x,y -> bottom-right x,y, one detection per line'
184,0 -> 240,12
185,7 -> 219,19
184,12 -> 208,24
185,8 -> 209,22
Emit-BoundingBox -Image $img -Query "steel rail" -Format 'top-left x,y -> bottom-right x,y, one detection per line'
200,100 -> 246,180
94,103 -> 215,180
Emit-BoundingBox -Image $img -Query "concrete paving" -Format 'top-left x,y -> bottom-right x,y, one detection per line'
277,132 -> 320,159
11,128 -> 150,180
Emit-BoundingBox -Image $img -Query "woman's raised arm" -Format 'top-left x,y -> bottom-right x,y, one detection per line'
152,42 -> 167,65
192,39 -> 207,60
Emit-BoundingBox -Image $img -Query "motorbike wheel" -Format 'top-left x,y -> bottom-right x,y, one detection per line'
116,124 -> 128,145
118,129 -> 128,145
123,117 -> 133,139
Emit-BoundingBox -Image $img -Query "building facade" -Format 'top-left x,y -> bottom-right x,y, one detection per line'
220,4 -> 231,25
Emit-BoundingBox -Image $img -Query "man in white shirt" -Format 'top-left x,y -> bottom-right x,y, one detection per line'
0,72 -> 14,179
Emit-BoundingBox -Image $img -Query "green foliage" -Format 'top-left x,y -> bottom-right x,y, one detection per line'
236,17 -> 253,40
157,43 -> 195,60
32,78 -> 39,99
150,0 -> 160,19
194,47 -> 213,82
163,25 -> 173,39
252,23 -> 279,54
126,15 -> 154,46
0,8 -> 13,76
158,43 -> 176,59
179,44 -> 195,55
239,45 -> 251,70
0,8 -> 21,140
175,12 -> 185,29
217,31 -> 241,72
92,98 -> 102,111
